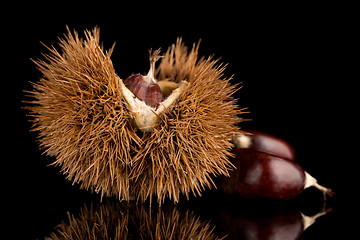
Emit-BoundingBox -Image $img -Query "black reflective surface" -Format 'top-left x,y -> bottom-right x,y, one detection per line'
15,183 -> 340,239
7,5 -> 352,239
44,197 -> 334,240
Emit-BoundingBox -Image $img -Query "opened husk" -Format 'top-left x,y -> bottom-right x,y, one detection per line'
26,27 -> 244,204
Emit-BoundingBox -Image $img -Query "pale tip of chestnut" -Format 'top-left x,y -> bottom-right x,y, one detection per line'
304,171 -> 335,200
143,48 -> 163,85
233,134 -> 252,149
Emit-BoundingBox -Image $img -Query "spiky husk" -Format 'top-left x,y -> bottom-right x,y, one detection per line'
46,202 -> 224,240
27,27 -> 243,204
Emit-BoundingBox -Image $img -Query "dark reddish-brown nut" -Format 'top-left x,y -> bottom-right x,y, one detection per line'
222,149 -> 305,200
123,49 -> 164,108
234,129 -> 295,161
124,74 -> 163,108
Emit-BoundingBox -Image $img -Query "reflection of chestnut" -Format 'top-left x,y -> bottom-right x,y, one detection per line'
219,206 -> 331,240
220,130 -> 334,200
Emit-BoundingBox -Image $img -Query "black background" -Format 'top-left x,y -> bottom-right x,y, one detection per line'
5,2 -> 354,239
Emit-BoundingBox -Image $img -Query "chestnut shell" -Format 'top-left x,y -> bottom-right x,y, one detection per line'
221,150 -> 305,200
124,74 -> 163,108
243,129 -> 296,161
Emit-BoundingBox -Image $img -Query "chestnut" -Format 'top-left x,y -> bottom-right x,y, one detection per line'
222,150 -> 305,200
220,130 -> 334,200
234,129 -> 295,161
124,74 -> 163,108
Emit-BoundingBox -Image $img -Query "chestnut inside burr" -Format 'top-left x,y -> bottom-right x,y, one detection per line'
123,49 -> 165,109
124,74 -> 163,108
119,49 -> 189,132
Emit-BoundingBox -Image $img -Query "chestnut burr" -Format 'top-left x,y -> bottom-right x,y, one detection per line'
27,28 -> 242,204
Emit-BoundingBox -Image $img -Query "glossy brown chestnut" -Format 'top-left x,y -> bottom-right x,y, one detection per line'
234,129 -> 295,161
222,149 -> 305,200
124,74 -> 163,108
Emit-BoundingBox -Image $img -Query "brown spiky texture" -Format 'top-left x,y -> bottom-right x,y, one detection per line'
26,27 -> 243,204
46,202 -> 225,240
27,27 -> 140,201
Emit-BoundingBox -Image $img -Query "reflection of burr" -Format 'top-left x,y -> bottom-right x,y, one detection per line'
45,201 -> 224,240
26,27 -> 243,204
